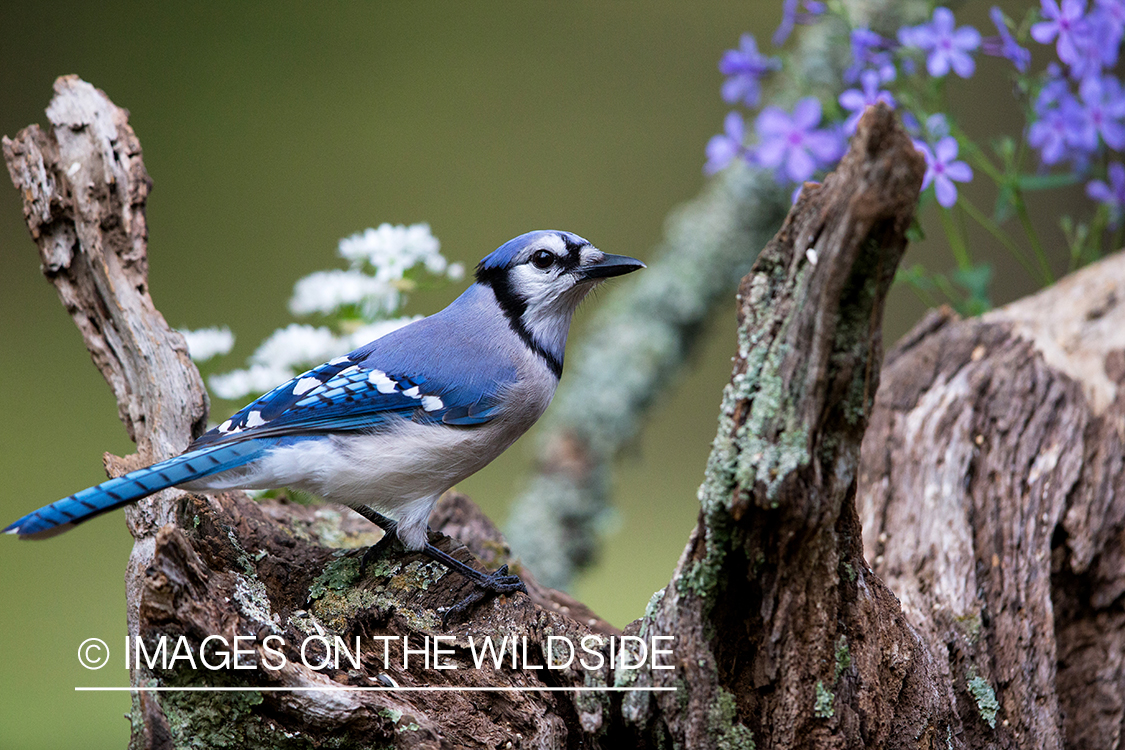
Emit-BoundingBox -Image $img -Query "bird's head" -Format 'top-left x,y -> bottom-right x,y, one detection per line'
474,230 -> 644,374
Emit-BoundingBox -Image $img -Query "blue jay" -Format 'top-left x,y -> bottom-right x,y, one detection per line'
5,230 -> 643,618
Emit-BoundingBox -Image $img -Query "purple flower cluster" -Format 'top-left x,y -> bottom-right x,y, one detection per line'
845,29 -> 896,84
707,1 -> 1125,230
899,7 -> 981,78
705,97 -> 843,182
1027,0 -> 1125,175
719,34 -> 781,108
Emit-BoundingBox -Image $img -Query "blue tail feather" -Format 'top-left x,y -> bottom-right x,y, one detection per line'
4,439 -> 272,539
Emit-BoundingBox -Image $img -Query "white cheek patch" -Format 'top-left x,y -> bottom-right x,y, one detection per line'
509,265 -> 562,301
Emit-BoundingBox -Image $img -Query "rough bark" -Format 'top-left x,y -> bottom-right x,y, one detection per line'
7,78 -> 1120,749
629,100 -> 950,750
858,257 -> 1125,749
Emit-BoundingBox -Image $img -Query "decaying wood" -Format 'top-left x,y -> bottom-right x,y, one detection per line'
7,78 -> 1121,749
629,101 -> 953,749
859,257 -> 1125,749
2,75 -> 211,742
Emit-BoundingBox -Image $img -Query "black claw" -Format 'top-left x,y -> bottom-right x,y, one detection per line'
440,564 -> 528,628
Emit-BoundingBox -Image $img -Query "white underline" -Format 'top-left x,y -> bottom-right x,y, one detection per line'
76,686 -> 677,693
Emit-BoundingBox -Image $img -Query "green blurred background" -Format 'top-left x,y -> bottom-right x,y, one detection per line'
0,2 -> 1094,747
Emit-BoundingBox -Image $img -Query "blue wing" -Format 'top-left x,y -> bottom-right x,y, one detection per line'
191,347 -> 512,450
6,346 -> 509,539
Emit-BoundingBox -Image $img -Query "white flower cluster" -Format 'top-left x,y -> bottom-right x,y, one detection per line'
289,269 -> 398,318
178,327 -> 235,362
204,223 -> 458,401
289,222 -> 463,319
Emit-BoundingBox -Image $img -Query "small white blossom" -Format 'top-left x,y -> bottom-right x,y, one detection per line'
338,223 -> 442,280
209,364 -> 293,400
209,222 -> 462,402
289,269 -> 399,317
178,327 -> 235,362
250,324 -> 343,370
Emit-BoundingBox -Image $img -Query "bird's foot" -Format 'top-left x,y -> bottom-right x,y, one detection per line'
441,564 -> 527,628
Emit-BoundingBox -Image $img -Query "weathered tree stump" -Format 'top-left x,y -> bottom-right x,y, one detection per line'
859,259 -> 1125,749
7,77 -> 1120,749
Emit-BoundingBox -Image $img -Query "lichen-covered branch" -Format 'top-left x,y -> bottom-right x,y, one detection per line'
2,76 -> 211,729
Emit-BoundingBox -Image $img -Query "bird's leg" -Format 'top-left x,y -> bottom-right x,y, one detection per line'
350,505 -> 526,625
354,506 -> 401,576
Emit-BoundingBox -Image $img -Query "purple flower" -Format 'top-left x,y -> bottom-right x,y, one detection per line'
926,113 -> 951,140
753,97 -> 843,183
1031,0 -> 1091,69
719,34 -> 781,107
1079,74 -> 1125,150
845,28 -> 897,84
899,7 -> 982,78
1087,161 -> 1125,225
1037,63 -> 1072,108
916,136 -> 973,208
774,0 -> 826,46
705,112 -> 748,175
839,70 -> 897,133
1066,22 -> 1110,79
1029,87 -> 1090,165
1090,0 -> 1125,67
1062,0 -> 1125,78
982,7 -> 1031,72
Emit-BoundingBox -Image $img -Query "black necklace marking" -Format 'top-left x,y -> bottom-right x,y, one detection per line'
474,265 -> 564,378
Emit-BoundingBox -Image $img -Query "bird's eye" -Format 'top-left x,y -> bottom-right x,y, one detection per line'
530,249 -> 555,270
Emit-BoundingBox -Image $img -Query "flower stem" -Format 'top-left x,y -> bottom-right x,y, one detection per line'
957,195 -> 1042,283
939,206 -> 971,271
1013,192 -> 1055,284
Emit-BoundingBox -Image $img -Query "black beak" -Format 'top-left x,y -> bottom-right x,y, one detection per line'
579,253 -> 646,280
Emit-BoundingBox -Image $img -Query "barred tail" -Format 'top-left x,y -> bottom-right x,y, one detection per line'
4,439 -> 272,539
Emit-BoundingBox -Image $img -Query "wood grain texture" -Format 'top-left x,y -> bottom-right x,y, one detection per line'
860,255 -> 1125,749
